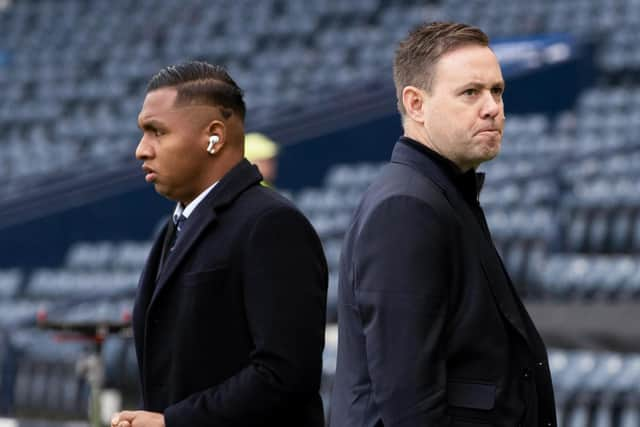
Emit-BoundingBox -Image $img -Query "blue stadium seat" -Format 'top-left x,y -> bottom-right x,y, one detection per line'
620,404 -> 640,427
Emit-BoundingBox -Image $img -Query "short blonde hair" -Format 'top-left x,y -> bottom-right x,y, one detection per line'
244,133 -> 278,161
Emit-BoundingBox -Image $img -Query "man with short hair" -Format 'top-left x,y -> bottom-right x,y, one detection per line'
330,22 -> 556,427
111,61 -> 328,427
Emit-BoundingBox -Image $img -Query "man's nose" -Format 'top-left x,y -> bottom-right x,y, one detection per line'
480,92 -> 501,119
135,136 -> 153,160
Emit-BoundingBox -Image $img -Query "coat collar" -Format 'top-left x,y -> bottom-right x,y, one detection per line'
200,158 -> 264,211
393,138 -> 486,201
390,139 -> 453,194
148,159 -> 262,306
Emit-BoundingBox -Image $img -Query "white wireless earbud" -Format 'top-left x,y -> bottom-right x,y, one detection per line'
207,135 -> 220,154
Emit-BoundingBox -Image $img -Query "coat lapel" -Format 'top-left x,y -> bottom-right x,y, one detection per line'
156,218 -> 176,279
390,142 -> 533,348
136,222 -> 167,312
133,221 -> 167,386
148,159 -> 263,309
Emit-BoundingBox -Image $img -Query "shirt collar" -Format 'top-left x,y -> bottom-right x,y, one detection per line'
399,136 -> 485,202
173,181 -> 219,223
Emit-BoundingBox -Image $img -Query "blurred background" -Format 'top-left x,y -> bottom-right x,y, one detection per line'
1,0 -> 640,425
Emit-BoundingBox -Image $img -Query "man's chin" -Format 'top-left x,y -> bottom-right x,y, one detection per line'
153,184 -> 172,199
482,138 -> 501,155
473,147 -> 501,167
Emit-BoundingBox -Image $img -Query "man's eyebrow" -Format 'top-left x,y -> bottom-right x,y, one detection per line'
138,118 -> 163,130
454,80 -> 506,91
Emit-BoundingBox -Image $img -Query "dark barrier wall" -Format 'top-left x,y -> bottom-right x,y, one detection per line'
0,188 -> 173,268
277,114 -> 401,191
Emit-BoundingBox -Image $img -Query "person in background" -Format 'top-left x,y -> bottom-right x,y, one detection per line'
244,132 -> 279,186
330,22 -> 556,427
111,61 -> 327,427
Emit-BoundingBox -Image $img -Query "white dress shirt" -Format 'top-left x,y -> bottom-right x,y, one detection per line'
172,181 -> 219,223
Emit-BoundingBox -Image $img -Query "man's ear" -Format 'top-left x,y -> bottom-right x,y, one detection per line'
205,120 -> 226,154
402,85 -> 427,124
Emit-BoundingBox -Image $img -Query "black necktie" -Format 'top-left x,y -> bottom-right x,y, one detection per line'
159,214 -> 187,271
170,214 -> 187,252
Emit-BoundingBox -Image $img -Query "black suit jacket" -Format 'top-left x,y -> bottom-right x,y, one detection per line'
330,141 -> 556,427
133,160 -> 328,427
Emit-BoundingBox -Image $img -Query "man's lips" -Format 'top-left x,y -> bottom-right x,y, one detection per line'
142,166 -> 157,182
476,128 -> 501,136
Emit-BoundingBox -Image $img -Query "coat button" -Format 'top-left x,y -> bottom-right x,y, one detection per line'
522,368 -> 532,380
